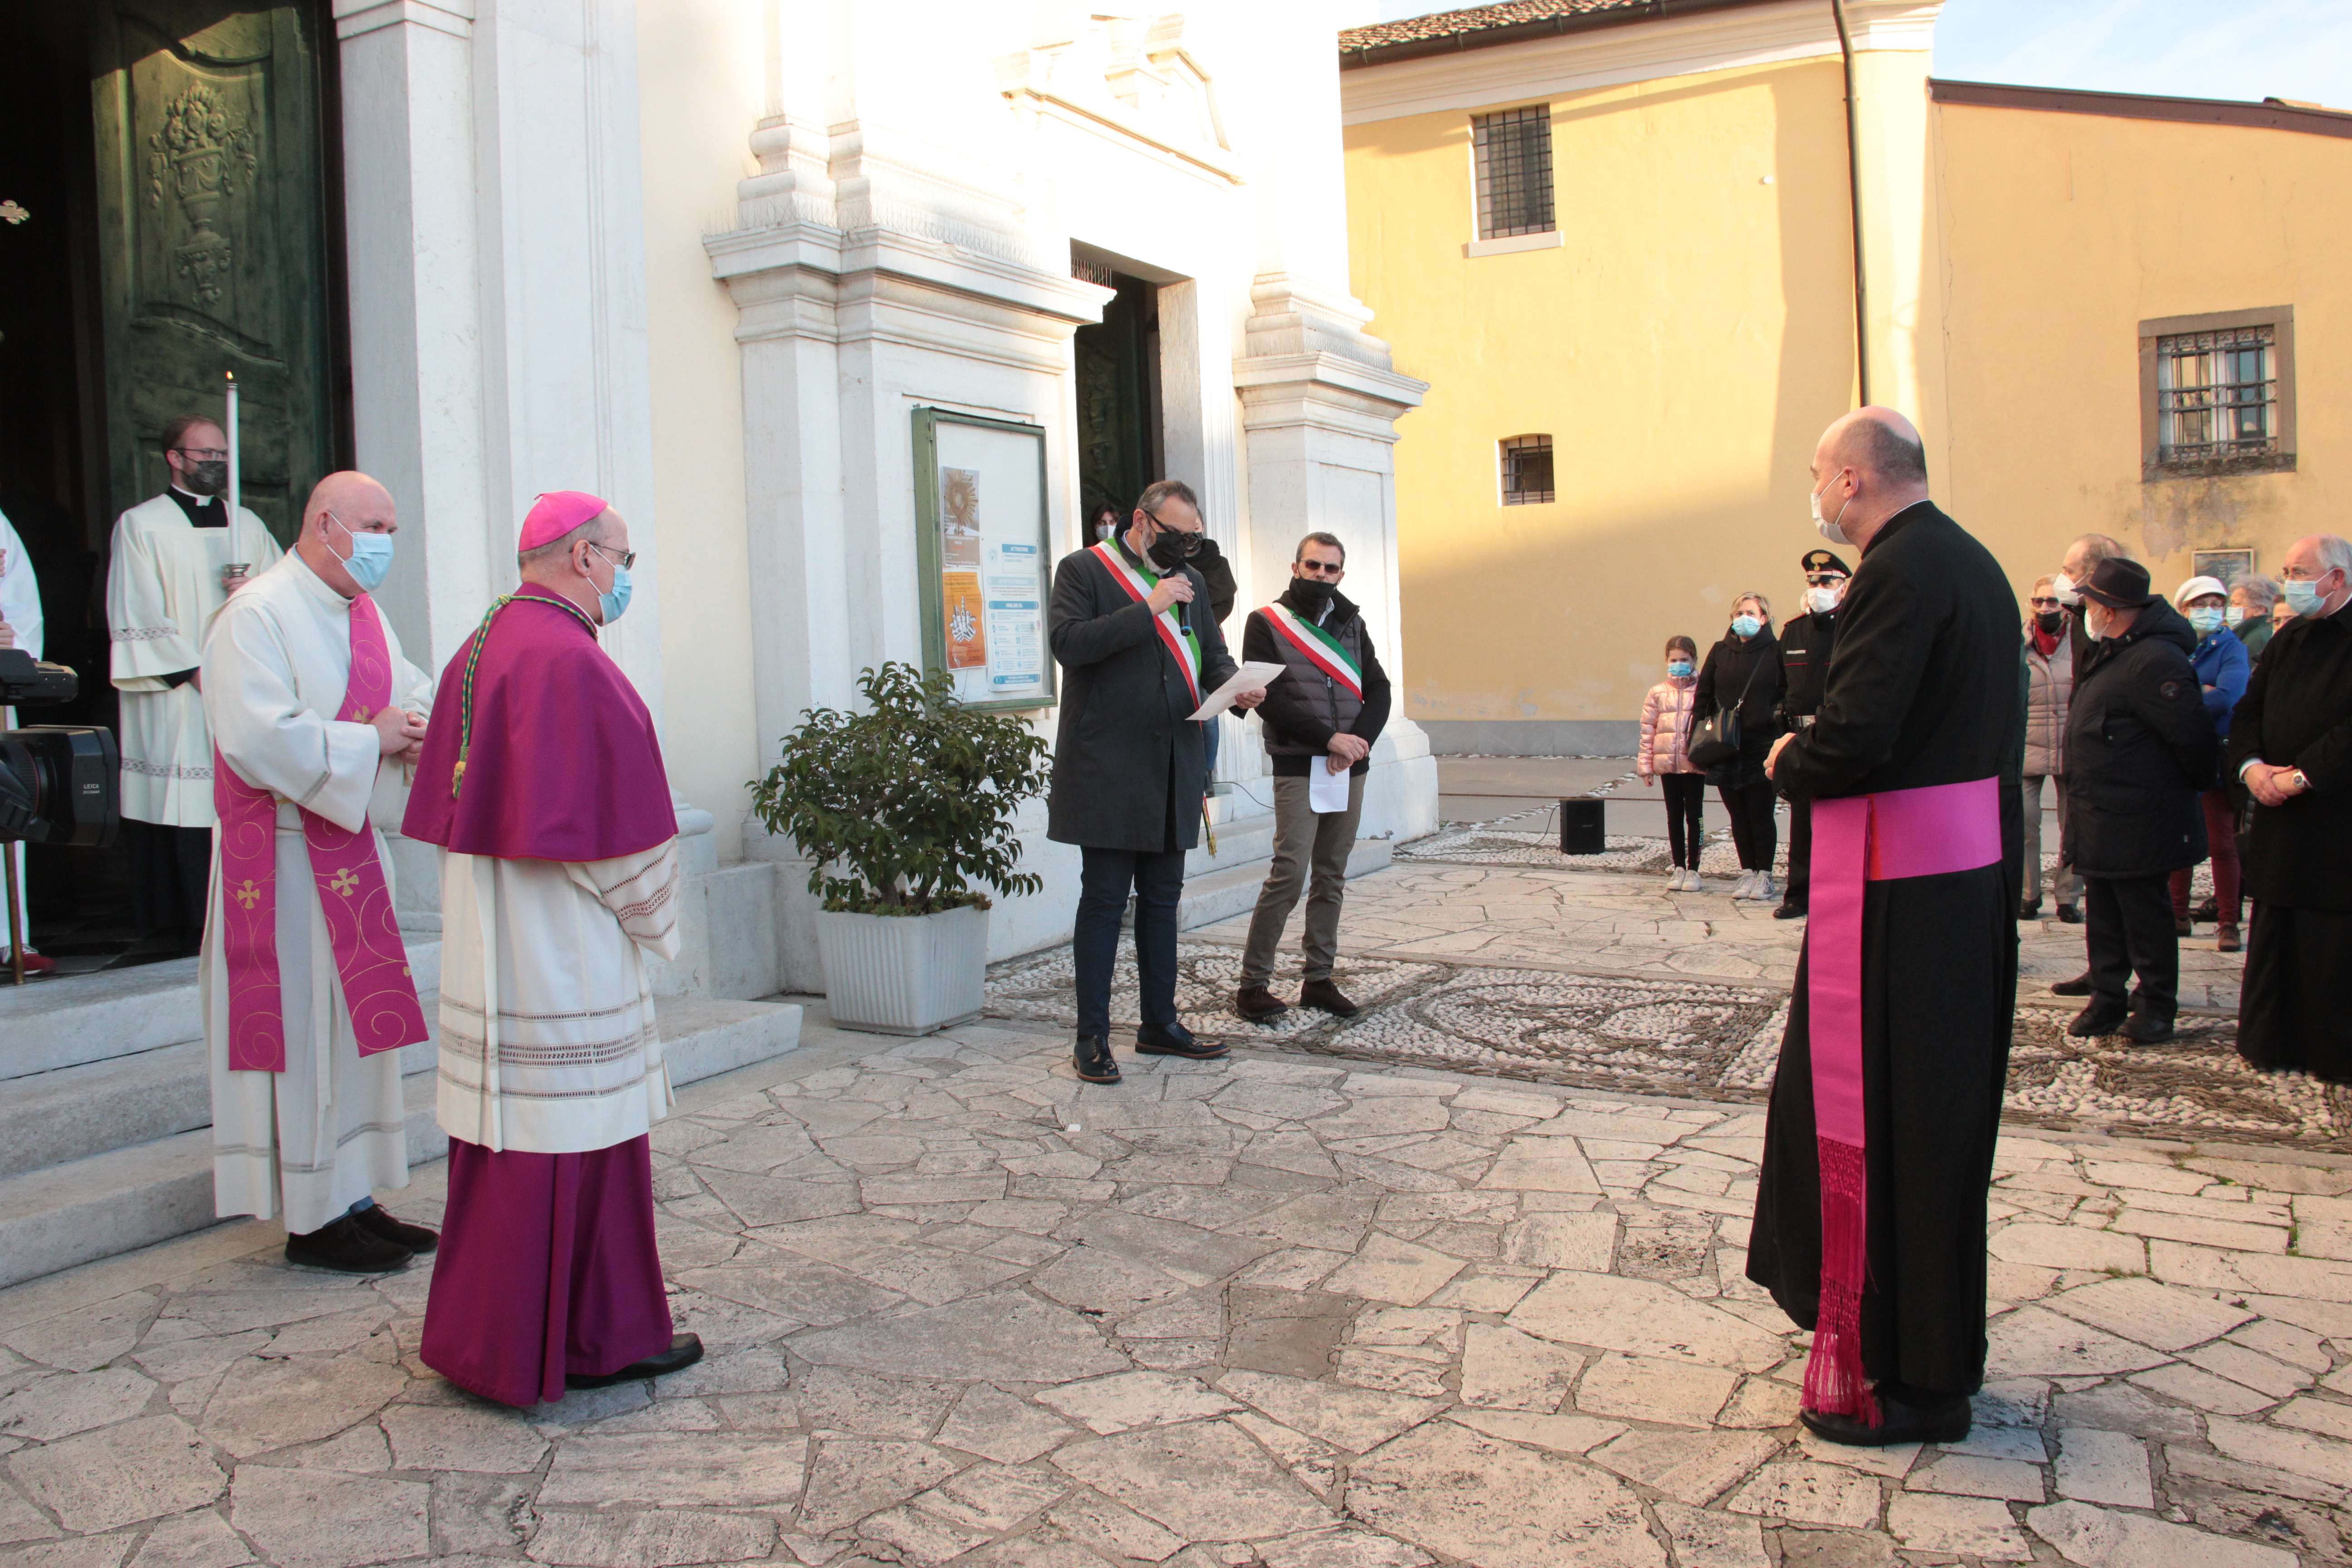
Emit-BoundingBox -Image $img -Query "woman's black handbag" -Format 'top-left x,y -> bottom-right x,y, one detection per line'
1687,653 -> 1765,769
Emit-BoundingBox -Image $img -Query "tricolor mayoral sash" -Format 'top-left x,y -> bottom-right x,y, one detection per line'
1803,775 -> 2001,1423
1090,541 -> 1201,709
1262,603 -> 1362,699
214,592 -> 428,1072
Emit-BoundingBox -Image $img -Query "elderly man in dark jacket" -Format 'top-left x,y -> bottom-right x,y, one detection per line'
2052,558 -> 2219,1044
1047,479 -> 1264,1085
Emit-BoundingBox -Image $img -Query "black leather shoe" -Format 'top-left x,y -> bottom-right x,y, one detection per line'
1773,902 -> 1807,921
1299,979 -> 1360,1016
285,1214 -> 412,1274
2175,917 -> 2194,937
2018,902 -> 2041,922
1235,985 -> 1289,1021
1800,1389 -> 1971,1447
1073,1035 -> 1122,1084
567,1333 -> 704,1390
2068,1002 -> 2129,1038
2057,905 -> 2082,924
2120,1012 -> 2175,1044
2191,897 -> 2219,923
2049,973 -> 2094,997
353,1204 -> 439,1255
1136,1021 -> 1228,1059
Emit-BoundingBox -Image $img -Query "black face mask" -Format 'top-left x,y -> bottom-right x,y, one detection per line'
1146,530 -> 1196,572
2036,610 -> 2063,634
1289,577 -> 1337,608
179,460 -> 227,496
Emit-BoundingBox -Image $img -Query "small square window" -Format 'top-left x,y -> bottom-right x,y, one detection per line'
1501,435 -> 1554,505
1473,106 -> 1554,241
2141,307 -> 2295,479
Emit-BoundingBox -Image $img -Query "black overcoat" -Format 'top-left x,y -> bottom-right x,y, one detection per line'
1044,536 -> 1238,853
2227,596 -> 2352,911
1748,501 -> 2023,1398
1692,628 -> 1784,787
2059,601 -> 2218,879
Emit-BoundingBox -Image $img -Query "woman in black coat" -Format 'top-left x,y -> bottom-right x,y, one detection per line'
1692,593 -> 1786,899
2055,561 -> 2220,1043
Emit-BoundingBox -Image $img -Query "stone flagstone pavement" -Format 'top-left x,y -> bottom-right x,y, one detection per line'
1,1007 -> 2347,1568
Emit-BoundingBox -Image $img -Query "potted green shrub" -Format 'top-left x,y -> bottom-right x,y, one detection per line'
750,662 -> 1051,1034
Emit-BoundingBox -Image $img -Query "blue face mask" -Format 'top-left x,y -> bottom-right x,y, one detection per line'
597,563 -> 632,624
329,512 -> 394,593
1731,614 -> 1762,639
2283,576 -> 2330,618
2187,607 -> 2225,636
1667,659 -> 1694,678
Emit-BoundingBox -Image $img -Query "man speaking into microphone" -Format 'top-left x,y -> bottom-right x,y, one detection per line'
1046,480 -> 1264,1086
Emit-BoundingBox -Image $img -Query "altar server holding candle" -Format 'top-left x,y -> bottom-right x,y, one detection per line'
200,471 -> 437,1273
405,490 -> 703,1404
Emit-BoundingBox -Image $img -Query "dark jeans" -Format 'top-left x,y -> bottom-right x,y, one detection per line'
1074,846 -> 1186,1040
1784,796 -> 1812,908
2085,872 -> 2178,1020
1661,774 -> 1706,868
1718,780 -> 1778,872
2168,786 -> 2242,925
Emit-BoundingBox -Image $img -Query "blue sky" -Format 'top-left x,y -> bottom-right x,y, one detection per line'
1370,0 -> 2352,107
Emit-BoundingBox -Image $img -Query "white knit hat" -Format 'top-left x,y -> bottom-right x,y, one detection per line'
2173,574 -> 2230,607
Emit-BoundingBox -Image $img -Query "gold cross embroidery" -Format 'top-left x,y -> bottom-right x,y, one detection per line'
233,879 -> 261,910
353,706 -> 373,723
330,868 -> 359,897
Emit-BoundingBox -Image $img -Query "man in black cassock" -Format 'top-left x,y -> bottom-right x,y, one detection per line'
1749,407 -> 2023,1446
2230,533 -> 2352,1080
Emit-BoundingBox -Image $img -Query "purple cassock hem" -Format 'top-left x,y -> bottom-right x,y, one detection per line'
420,1134 -> 674,1407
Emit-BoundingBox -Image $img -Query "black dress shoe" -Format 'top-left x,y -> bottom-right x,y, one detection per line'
2057,905 -> 2082,924
2017,902 -> 2041,922
1073,1035 -> 1122,1084
567,1333 -> 704,1390
353,1204 -> 439,1255
1299,978 -> 1360,1016
1235,985 -> 1289,1020
1773,902 -> 1808,921
284,1214 -> 412,1274
2049,972 -> 2094,997
2175,917 -> 2194,937
1801,1388 -> 1971,1447
1136,1020 -> 1228,1059
2068,1002 -> 2129,1038
2191,897 -> 2219,922
2120,1012 -> 2175,1044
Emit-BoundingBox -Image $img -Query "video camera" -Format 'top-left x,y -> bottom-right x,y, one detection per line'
1,648 -> 119,848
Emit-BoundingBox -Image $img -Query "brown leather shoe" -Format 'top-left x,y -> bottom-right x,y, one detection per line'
1299,978 -> 1359,1017
2217,923 -> 2241,953
1235,985 -> 1289,1020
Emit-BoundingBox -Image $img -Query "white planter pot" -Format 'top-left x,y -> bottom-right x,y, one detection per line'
813,903 -> 989,1036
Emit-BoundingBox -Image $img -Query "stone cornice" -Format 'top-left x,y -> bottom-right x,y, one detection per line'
333,0 -> 472,40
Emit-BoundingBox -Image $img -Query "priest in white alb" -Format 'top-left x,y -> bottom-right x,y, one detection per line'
111,413 -> 283,953
405,490 -> 701,1404
200,470 -> 439,1273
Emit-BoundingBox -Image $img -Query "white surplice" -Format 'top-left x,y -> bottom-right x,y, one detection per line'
435,840 -> 681,1155
199,550 -> 432,1233
108,492 -> 282,827
1,509 -> 41,955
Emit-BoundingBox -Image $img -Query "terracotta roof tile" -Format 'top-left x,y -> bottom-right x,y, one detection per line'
1339,0 -> 1666,54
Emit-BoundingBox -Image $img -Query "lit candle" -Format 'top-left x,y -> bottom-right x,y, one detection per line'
224,371 -> 244,578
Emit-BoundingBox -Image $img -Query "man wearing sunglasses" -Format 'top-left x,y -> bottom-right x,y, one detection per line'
1047,479 -> 1265,1085
107,413 -> 282,954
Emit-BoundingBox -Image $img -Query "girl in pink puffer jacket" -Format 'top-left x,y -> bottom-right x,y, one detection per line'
1640,636 -> 1708,890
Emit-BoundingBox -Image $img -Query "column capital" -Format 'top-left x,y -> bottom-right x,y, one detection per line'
333,0 -> 471,40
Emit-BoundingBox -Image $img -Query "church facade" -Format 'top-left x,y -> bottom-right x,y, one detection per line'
9,1 -> 1436,992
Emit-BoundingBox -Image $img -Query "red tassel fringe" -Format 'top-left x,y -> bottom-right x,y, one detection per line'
1801,1135 -> 1880,1426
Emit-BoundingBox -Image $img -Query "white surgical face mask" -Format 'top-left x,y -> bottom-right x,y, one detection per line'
1809,472 -> 1853,549
328,511 -> 394,593
2187,606 -> 2225,636
2084,604 -> 2114,640
2283,576 -> 2331,617
1806,584 -> 1843,614
2224,606 -> 2248,627
2052,571 -> 2083,608
1731,613 -> 1763,639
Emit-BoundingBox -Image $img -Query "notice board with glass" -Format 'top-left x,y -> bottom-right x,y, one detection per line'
912,407 -> 1055,711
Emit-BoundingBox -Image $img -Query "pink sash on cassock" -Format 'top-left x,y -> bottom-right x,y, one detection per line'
215,593 -> 428,1072
1803,774 -> 2001,1423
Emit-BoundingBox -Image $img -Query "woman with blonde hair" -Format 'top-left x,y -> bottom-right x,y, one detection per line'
1691,593 -> 1785,899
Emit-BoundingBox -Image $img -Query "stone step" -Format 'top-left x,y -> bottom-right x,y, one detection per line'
0,994 -> 803,1292
1176,835 -> 1395,930
0,941 -> 446,1080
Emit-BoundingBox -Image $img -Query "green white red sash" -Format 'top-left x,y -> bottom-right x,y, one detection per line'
1264,603 -> 1362,699
1090,540 -> 1201,707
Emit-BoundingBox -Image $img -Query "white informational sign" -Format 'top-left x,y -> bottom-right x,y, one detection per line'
923,412 -> 1052,710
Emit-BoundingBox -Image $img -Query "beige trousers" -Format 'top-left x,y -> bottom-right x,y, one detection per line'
1241,770 -> 1366,986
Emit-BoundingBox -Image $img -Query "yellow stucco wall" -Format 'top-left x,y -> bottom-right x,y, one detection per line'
1345,57 -> 1863,730
635,0 -> 762,857
1935,102 -> 2351,605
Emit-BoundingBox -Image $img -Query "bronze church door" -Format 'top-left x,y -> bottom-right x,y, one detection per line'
91,0 -> 342,545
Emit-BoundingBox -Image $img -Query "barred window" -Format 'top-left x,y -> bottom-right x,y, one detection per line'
1473,106 -> 1553,240
2157,326 -> 2278,466
1501,435 -> 1554,505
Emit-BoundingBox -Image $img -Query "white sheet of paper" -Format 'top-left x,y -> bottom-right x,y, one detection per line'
1188,660 -> 1287,722
1308,760 -> 1352,814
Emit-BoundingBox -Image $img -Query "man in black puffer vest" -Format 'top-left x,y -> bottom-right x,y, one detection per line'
1235,532 -> 1392,1020
2050,557 -> 2219,1044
